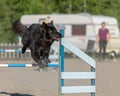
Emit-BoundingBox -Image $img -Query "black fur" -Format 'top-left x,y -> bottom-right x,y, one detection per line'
12,20 -> 62,69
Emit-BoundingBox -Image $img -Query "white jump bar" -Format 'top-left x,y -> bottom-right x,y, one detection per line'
62,86 -> 95,94
62,72 -> 95,79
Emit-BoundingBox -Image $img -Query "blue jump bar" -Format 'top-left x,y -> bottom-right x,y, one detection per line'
15,49 -> 22,52
4,63 -> 59,67
0,50 -> 30,52
0,50 -> 5,52
48,63 -> 59,67
8,64 -> 26,67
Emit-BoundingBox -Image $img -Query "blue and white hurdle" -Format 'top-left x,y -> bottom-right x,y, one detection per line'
0,45 -> 59,53
59,30 -> 96,96
0,62 -> 59,67
0,30 -> 96,96
0,45 -> 59,59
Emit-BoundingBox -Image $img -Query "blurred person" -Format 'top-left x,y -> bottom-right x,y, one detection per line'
39,18 -> 45,24
39,16 -> 52,24
45,16 -> 52,23
96,22 -> 110,61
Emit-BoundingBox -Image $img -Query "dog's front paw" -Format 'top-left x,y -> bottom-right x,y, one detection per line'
22,46 -> 26,54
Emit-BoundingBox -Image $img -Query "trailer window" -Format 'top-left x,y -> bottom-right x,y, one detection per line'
72,25 -> 86,35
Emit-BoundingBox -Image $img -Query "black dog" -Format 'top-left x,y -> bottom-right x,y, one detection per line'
12,20 -> 62,70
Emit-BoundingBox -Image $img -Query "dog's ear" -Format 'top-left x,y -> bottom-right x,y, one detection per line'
42,22 -> 48,28
50,20 -> 54,25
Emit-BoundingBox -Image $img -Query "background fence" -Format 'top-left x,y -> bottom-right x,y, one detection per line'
0,43 -> 31,61
0,43 -> 59,63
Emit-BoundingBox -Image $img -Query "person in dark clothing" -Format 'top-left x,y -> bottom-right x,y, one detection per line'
96,22 -> 110,61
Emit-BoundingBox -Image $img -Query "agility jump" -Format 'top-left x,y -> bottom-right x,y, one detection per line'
0,30 -> 96,96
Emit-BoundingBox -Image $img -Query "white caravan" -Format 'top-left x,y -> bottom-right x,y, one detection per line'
20,13 -> 120,53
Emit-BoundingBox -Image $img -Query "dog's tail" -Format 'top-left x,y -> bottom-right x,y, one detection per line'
12,20 -> 28,37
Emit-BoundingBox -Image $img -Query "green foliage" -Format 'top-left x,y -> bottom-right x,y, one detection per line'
0,0 -> 120,43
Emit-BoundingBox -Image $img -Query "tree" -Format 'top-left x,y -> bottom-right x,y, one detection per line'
0,0 -> 120,43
